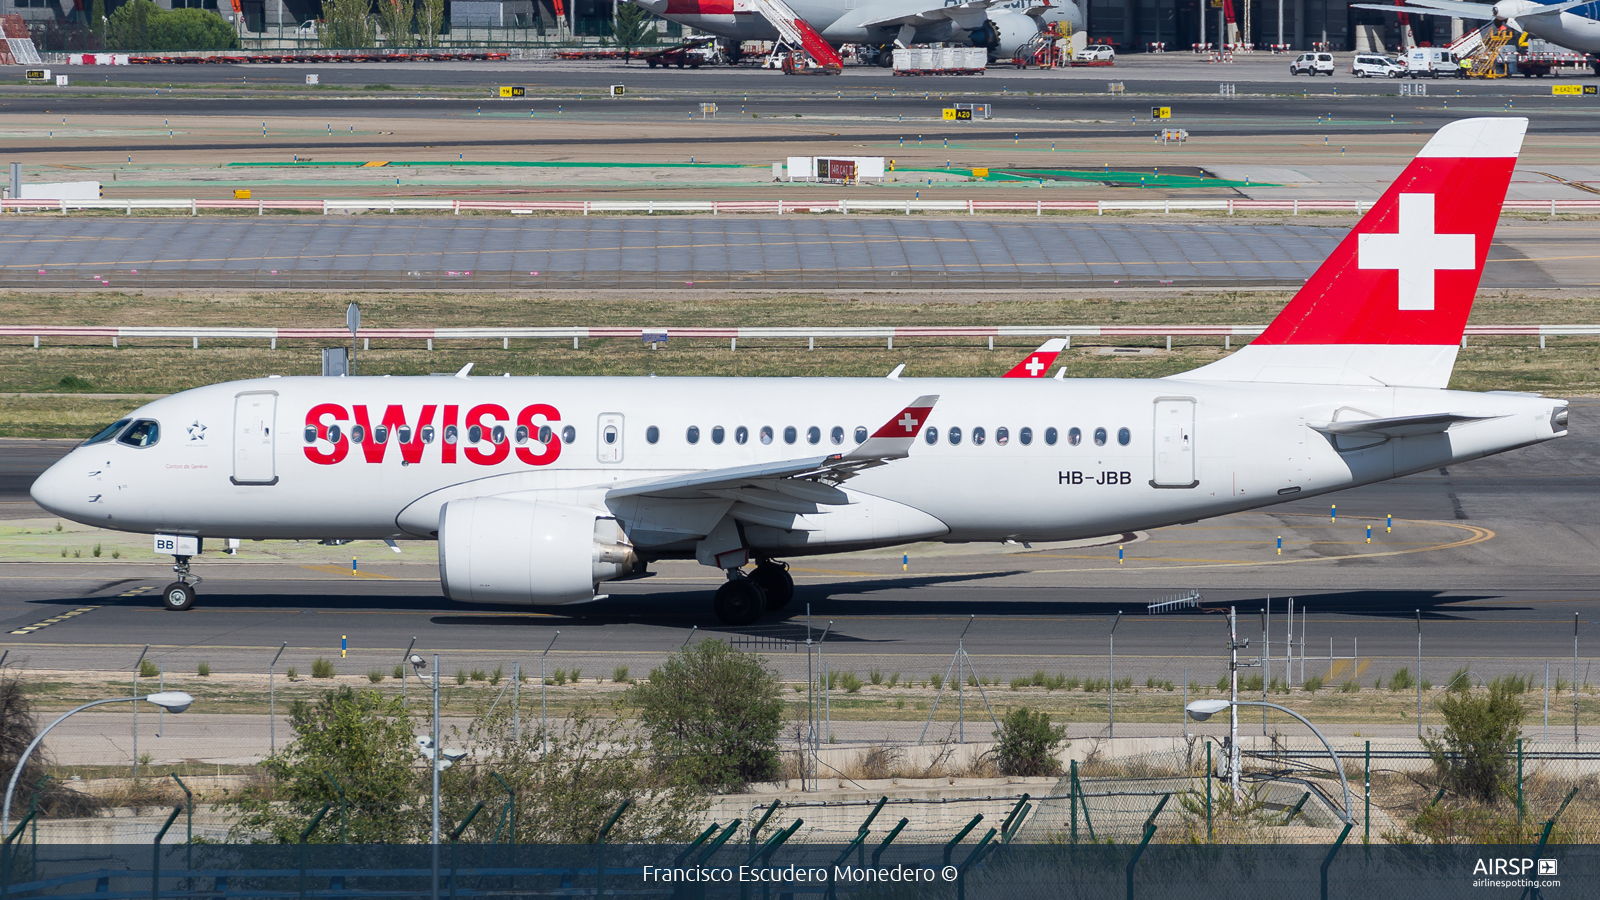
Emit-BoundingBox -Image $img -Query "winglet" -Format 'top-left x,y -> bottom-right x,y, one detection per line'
1003,339 -> 1068,378
454,363 -> 475,379
846,395 -> 938,460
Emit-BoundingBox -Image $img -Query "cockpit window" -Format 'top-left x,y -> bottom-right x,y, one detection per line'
117,419 -> 160,448
83,419 -> 131,446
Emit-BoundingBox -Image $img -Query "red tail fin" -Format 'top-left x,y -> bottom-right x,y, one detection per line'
1180,117 -> 1526,388
1003,339 -> 1068,378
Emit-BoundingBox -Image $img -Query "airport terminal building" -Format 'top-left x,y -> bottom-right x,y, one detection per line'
1089,0 -> 1464,51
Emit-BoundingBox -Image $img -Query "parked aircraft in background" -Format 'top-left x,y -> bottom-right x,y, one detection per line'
631,0 -> 1085,64
31,119 -> 1566,627
1352,0 -> 1600,70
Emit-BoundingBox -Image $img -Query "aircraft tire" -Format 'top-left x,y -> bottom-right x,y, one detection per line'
751,561 -> 794,610
162,581 -> 196,612
714,577 -> 766,626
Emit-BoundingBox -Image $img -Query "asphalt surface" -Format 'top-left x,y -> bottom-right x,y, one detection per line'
1,400 -> 1597,686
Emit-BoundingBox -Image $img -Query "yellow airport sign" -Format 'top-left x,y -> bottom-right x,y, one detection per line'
972,167 -> 989,178
1551,84 -> 1596,95
498,85 -> 526,98
1152,106 -> 1171,119
943,108 -> 973,121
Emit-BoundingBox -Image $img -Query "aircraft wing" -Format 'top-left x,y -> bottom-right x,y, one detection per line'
1311,412 -> 1499,438
605,395 -> 939,502
1516,0 -> 1595,18
1349,0 -> 1494,18
859,0 -> 997,30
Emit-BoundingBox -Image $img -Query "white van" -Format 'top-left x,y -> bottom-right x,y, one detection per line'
1403,47 -> 1455,78
1290,52 -> 1335,75
1351,54 -> 1404,77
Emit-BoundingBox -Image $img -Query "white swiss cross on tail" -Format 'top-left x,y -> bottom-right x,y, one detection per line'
846,395 -> 939,460
1002,339 -> 1069,378
1357,193 -> 1475,311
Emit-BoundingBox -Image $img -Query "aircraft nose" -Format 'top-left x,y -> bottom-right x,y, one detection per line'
30,454 -> 91,520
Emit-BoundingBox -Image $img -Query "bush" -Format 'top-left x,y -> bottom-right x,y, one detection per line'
613,665 -> 630,684
470,669 -> 487,682
107,1 -> 239,51
1423,681 -> 1524,802
311,658 -> 336,679
992,707 -> 1068,777
455,670 -> 468,685
196,661 -> 210,677
929,671 -> 944,690
869,668 -> 883,685
553,668 -> 568,686
626,639 -> 783,790
489,666 -> 503,686
0,669 -> 97,818
367,669 -> 384,683
1446,666 -> 1473,693
286,666 -> 298,681
1302,675 -> 1324,693
1339,679 -> 1359,693
886,672 -> 899,689
571,667 -> 583,683
1491,674 -> 1530,695
839,673 -> 863,694
1389,668 -> 1415,692
392,664 -> 405,680
1240,673 -> 1263,692
138,658 -> 160,678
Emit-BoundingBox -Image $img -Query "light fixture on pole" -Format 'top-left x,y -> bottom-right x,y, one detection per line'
3,692 -> 193,835
1184,698 -> 1354,825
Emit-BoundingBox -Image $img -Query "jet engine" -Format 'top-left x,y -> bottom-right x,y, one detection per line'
979,11 -> 1044,61
439,497 -> 637,605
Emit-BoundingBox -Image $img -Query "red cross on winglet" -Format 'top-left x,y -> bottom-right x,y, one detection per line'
871,396 -> 939,438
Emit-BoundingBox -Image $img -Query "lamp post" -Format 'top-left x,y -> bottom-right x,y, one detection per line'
1109,611 -> 1122,739
1184,698 -> 1354,825
539,632 -> 559,752
269,641 -> 287,755
3,692 -> 194,835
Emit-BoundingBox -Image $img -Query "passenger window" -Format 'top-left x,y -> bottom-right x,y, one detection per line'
374,426 -> 389,444
783,426 -> 797,445
421,425 -> 435,444
398,426 -> 412,444
443,425 -> 457,445
972,427 -> 986,446
760,426 -> 774,445
118,419 -> 160,448
687,425 -> 701,445
1094,427 -> 1108,446
924,426 -> 938,445
603,425 -> 618,445
736,426 -> 749,445
515,425 -> 530,444
492,425 -> 507,445
806,426 -> 820,445
1044,427 -> 1057,446
830,426 -> 844,445
854,426 -> 868,444
1118,427 -> 1131,446
538,425 -> 552,444
996,427 -> 1009,446
351,425 -> 368,444
949,426 -> 963,445
328,424 -> 343,443
562,425 -> 576,445
303,425 -> 317,444
1019,427 -> 1032,446
1068,427 -> 1082,446
85,418 -> 131,446
463,425 -> 478,443
712,426 -> 725,445
646,426 -> 660,444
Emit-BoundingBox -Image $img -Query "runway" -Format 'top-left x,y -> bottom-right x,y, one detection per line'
0,215 -> 1570,290
1,400 -> 1597,689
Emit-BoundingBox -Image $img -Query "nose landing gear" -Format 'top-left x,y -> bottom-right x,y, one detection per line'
162,555 -> 202,612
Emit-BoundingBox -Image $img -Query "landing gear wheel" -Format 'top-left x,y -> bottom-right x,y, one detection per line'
713,576 -> 766,626
750,561 -> 794,610
162,581 -> 196,612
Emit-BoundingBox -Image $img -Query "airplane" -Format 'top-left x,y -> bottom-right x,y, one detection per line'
1350,0 -> 1600,71
630,0 -> 1085,66
31,117 -> 1568,627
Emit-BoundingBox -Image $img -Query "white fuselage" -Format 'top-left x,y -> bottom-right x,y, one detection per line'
31,374 -> 1566,563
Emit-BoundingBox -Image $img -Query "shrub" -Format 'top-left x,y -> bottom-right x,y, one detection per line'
92,543 -> 102,558
1423,681 -> 1524,802
367,669 -> 384,683
138,659 -> 159,678
286,667 -> 298,681
626,639 -> 784,791
1240,673 -> 1263,692
1389,668 -> 1414,692
57,375 -> 92,390
392,664 -> 405,680
613,665 -> 630,684
886,672 -> 899,689
553,669 -> 568,686
1302,675 -> 1324,693
107,1 -> 239,51
469,669 -> 487,682
1081,677 -> 1108,693
839,673 -> 863,694
489,666 -> 503,686
196,661 -> 210,677
869,668 -> 883,685
1216,675 -> 1229,692
1491,674 -> 1530,695
571,668 -> 582,683
929,671 -> 944,690
993,707 -> 1068,777
1446,666 -> 1473,693
1339,679 -> 1359,693
311,658 -> 336,679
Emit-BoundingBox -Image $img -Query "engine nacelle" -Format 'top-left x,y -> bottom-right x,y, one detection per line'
982,11 -> 1044,61
439,497 -> 637,605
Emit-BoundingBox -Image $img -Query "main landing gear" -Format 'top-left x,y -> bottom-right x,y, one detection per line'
712,559 -> 795,626
162,555 -> 202,612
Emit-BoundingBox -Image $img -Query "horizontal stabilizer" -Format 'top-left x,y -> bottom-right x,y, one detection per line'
1311,412 -> 1498,438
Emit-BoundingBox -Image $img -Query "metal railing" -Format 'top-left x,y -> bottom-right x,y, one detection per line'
3,198 -> 1598,217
